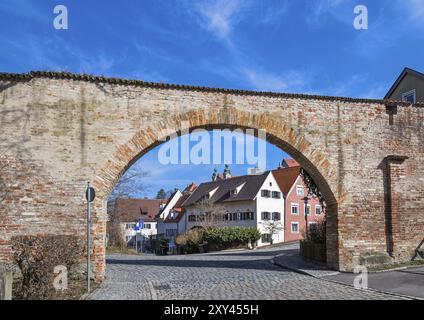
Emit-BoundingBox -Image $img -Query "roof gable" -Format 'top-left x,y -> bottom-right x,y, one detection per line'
385,67 -> 424,99
272,166 -> 301,195
182,172 -> 270,206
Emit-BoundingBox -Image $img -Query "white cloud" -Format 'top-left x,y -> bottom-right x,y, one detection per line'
195,0 -> 251,43
243,68 -> 308,92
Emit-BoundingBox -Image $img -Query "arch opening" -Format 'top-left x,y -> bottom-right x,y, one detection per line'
91,118 -> 342,282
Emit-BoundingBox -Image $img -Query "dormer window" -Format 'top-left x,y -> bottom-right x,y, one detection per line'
230,189 -> 238,196
402,89 -> 416,104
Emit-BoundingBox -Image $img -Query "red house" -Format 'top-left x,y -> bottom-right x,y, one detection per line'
273,159 -> 324,242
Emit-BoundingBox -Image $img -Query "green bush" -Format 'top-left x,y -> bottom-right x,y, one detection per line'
204,227 -> 261,250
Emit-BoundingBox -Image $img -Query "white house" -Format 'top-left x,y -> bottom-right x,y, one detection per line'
108,198 -> 166,247
181,171 -> 285,246
156,183 -> 197,240
123,218 -> 157,244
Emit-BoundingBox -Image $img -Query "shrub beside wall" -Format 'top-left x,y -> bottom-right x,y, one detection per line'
11,235 -> 84,300
300,220 -> 327,263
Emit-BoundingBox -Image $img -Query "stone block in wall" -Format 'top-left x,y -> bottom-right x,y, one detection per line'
0,271 -> 12,300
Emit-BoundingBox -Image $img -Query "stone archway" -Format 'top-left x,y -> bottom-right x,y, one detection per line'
1,72 -> 422,284
91,109 -> 343,281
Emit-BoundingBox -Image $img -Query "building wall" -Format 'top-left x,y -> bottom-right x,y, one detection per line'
0,73 -> 423,280
388,73 -> 424,102
121,221 -> 157,243
284,176 -> 324,243
185,200 -> 257,231
255,172 -> 285,246
157,192 -> 183,237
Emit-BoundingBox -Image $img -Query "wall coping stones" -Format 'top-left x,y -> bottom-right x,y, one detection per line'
1,70 -> 423,107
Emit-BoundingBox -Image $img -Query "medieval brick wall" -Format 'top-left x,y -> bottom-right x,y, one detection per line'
0,72 -> 423,280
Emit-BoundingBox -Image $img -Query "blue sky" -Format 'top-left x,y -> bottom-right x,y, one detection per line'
1,0 -> 423,197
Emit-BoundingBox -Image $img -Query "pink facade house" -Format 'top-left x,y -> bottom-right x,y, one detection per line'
273,159 -> 324,242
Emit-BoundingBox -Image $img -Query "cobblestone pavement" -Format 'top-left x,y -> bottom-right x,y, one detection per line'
88,246 -> 405,300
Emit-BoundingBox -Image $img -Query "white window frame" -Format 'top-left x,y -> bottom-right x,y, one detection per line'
296,185 -> 304,196
291,222 -> 299,234
291,203 -> 299,215
402,89 -> 416,104
315,205 -> 322,215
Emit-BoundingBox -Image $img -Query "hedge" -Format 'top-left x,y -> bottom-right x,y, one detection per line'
204,227 -> 261,250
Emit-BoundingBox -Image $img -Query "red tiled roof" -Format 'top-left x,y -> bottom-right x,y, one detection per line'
115,198 -> 166,222
283,159 -> 300,168
183,183 -> 197,193
272,167 -> 301,195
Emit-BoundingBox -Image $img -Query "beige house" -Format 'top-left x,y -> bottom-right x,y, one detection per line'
385,67 -> 424,103
182,170 -> 285,246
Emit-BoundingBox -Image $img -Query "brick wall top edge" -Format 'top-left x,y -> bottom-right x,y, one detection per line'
0,70 -> 423,108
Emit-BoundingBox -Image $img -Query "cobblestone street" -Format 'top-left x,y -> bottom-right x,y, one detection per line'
88,246 -> 405,300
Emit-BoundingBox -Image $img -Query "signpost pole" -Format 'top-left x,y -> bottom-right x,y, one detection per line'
87,182 -> 91,293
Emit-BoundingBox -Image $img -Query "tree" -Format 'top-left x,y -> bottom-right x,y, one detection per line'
262,220 -> 284,245
107,168 -> 150,248
155,188 -> 167,199
193,198 -> 226,230
300,168 -> 326,210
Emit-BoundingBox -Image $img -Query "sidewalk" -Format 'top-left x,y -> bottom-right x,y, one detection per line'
272,247 -> 424,300
272,247 -> 340,278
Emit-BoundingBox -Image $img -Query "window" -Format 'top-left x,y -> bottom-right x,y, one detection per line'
261,233 -> 272,243
291,203 -> 299,215
126,223 -> 135,230
261,189 -> 271,198
305,204 -> 311,216
269,182 -> 273,186
315,205 -> 322,216
402,89 -> 416,104
291,222 -> 299,234
272,191 -> 281,199
261,212 -> 271,220
272,212 -> 280,220
296,186 -> 304,196
144,223 -> 151,229
188,215 -> 196,222
230,189 -> 238,196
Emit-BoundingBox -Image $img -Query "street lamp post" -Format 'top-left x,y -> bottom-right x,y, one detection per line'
302,195 -> 310,240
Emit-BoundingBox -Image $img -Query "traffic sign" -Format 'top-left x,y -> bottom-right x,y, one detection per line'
85,187 -> 95,202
